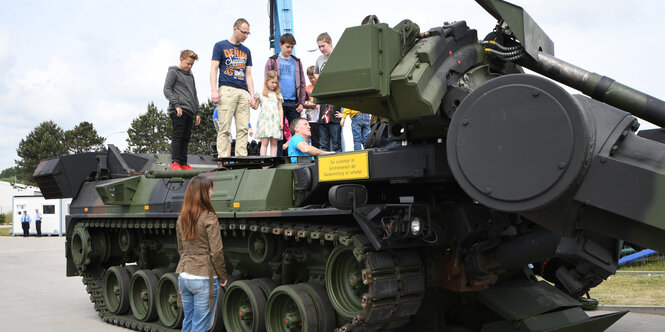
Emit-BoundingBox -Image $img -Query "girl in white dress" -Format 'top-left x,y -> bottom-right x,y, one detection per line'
254,70 -> 284,156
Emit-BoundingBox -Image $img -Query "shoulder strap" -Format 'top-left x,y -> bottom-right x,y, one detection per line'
205,211 -> 216,311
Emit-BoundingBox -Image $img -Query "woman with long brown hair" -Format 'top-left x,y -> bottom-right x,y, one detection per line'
176,175 -> 227,332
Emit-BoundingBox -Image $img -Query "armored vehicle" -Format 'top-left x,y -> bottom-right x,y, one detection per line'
34,0 -> 665,331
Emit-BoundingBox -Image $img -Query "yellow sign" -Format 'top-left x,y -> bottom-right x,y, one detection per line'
318,152 -> 369,182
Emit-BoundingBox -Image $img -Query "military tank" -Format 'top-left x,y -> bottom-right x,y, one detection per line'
33,0 -> 665,331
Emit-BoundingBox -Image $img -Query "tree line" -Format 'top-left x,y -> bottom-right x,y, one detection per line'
11,100 -> 217,185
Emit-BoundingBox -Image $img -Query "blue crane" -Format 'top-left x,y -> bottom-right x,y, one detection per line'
269,0 -> 295,55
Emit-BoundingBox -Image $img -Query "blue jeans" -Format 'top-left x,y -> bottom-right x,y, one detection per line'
282,100 -> 300,124
351,113 -> 371,150
319,123 -> 342,152
179,276 -> 219,332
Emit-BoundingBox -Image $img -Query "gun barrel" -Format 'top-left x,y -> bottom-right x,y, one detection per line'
528,52 -> 665,127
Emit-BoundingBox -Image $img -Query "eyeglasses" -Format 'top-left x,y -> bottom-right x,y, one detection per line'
237,28 -> 251,35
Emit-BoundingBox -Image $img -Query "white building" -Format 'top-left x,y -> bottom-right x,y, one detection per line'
3,181 -> 72,237
12,194 -> 71,236
0,181 -> 40,214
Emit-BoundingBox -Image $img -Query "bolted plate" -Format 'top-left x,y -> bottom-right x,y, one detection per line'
447,74 -> 592,212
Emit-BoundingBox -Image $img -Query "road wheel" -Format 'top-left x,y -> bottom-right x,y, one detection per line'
156,272 -> 183,328
266,284 -> 318,332
325,245 -> 367,320
129,269 -> 159,321
103,266 -> 131,315
222,279 -> 267,332
299,282 -> 336,332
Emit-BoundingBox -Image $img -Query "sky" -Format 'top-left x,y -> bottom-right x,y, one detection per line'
1,0 -> 664,171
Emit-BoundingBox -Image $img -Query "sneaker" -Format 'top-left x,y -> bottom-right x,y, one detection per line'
181,164 -> 195,171
170,162 -> 182,170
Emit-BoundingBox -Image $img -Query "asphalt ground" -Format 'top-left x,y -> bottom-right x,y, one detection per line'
0,235 -> 663,332
0,236 -> 123,331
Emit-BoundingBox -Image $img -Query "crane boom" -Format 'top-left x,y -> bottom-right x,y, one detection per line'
268,0 -> 295,55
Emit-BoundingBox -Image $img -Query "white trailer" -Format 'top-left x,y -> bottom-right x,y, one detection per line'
0,181 -> 39,214
11,194 -> 71,236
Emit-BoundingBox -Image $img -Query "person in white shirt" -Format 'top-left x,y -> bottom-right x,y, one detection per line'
35,209 -> 42,237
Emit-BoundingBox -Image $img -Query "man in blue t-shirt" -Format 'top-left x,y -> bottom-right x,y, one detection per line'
288,118 -> 332,163
211,18 -> 256,159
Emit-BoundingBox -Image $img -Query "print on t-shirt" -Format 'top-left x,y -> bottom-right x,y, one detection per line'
224,48 -> 248,80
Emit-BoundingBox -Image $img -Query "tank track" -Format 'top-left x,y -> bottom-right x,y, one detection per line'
335,248 -> 425,332
77,217 -> 187,332
83,270 -> 180,332
77,217 -> 426,331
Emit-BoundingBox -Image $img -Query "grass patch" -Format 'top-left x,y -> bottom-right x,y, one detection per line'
590,255 -> 665,305
619,258 -> 665,271
2,212 -> 11,225
591,272 -> 665,305
0,227 -> 11,236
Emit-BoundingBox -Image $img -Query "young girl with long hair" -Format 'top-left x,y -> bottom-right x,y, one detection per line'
254,70 -> 284,156
176,175 -> 227,332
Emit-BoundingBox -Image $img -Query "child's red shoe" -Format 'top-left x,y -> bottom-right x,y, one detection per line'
170,162 -> 182,170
